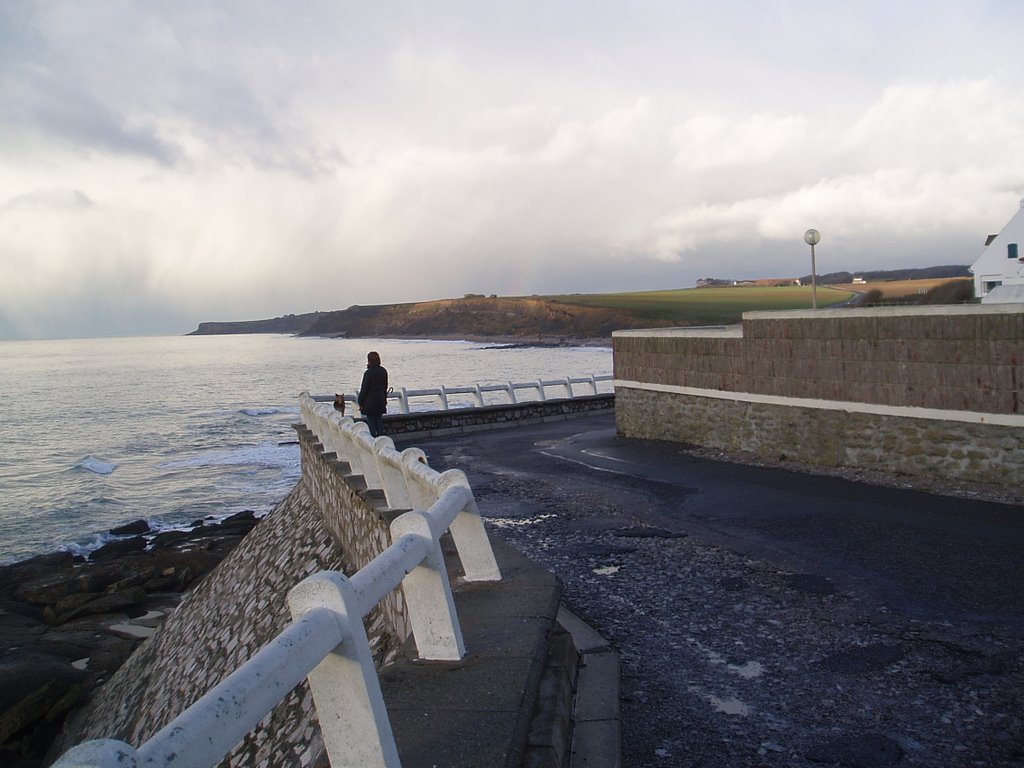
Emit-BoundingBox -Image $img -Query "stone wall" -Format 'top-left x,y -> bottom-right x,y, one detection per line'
614,305 -> 1024,487
296,426 -> 410,646
58,428 -> 409,767
381,393 -> 614,441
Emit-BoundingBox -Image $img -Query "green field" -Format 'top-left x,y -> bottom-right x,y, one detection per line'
547,285 -> 855,325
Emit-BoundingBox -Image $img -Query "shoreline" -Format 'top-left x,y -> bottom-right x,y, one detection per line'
304,331 -> 614,348
0,513 -> 262,767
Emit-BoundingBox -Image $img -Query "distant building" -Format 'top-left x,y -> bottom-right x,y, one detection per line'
970,198 -> 1024,303
752,278 -> 801,287
852,276 -> 866,285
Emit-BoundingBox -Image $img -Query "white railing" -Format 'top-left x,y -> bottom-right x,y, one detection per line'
53,396 -> 501,768
327,373 -> 613,414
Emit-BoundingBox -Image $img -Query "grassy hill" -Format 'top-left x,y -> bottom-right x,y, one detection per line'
547,285 -> 854,325
299,295 -> 651,341
189,275 -> 973,342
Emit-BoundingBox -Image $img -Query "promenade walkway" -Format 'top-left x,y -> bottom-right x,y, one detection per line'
402,411 -> 1024,768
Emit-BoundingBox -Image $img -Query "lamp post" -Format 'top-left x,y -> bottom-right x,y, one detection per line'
804,228 -> 821,309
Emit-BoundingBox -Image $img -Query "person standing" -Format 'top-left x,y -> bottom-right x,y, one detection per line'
357,350 -> 388,437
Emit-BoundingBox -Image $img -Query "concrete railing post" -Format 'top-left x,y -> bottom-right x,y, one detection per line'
373,437 -> 413,509
352,427 -> 384,490
536,380 -> 547,401
326,411 -> 351,459
397,448 -> 433,505
340,421 -> 364,478
436,471 -> 502,582
288,573 -> 401,768
390,512 -> 466,660
506,381 -> 517,404
438,386 -> 450,411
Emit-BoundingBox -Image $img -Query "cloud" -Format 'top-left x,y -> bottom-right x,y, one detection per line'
672,113 -> 809,171
1,1 -> 1023,339
0,187 -> 94,214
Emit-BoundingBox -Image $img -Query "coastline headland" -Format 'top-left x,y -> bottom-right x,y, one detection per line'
0,513 -> 261,767
188,295 -> 661,343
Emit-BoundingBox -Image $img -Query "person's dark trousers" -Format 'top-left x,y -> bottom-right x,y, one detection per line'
366,415 -> 384,438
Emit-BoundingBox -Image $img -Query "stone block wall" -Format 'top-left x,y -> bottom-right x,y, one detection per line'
59,483 -> 344,767
614,305 -> 1024,487
296,426 -> 410,646
381,393 -> 614,441
59,429 -> 412,767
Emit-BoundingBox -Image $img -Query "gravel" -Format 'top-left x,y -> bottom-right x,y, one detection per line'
420,428 -> 1024,768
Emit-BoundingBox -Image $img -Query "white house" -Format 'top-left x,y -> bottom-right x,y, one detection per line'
970,198 -> 1024,303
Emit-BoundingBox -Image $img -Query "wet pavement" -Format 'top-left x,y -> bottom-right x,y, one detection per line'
400,412 -> 1024,768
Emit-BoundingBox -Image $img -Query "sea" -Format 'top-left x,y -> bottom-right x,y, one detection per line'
0,334 -> 612,565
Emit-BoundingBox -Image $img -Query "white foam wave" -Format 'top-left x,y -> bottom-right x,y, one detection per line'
160,441 -> 299,470
75,456 -> 117,475
62,532 -> 113,556
240,407 -> 285,416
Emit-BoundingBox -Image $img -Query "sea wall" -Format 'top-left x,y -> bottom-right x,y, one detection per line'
57,428 -> 408,766
614,305 -> 1024,487
381,393 -> 614,440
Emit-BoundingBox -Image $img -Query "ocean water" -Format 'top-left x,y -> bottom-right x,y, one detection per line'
0,334 -> 612,564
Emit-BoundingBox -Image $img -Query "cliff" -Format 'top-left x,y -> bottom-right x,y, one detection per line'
187,312 -> 326,335
190,297 -> 661,342
301,296 -> 657,340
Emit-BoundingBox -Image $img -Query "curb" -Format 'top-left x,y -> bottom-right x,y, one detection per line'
557,606 -> 621,768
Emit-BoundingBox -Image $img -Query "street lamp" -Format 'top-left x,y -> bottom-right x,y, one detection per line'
804,228 -> 821,309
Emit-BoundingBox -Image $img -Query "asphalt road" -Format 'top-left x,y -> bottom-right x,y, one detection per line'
405,412 -> 1024,768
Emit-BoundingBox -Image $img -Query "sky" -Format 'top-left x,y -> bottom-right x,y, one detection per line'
2,1 -> 1023,340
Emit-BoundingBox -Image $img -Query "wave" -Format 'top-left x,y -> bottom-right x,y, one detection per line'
58,507 -> 271,559
159,441 -> 299,470
239,407 -> 288,417
74,456 -> 117,475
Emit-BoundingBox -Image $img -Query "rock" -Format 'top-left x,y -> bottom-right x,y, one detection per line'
0,610 -> 47,648
149,530 -> 192,549
13,562 -> 148,607
0,513 -> 263,766
89,537 -> 147,561
43,594 -> 99,620
15,567 -> 114,607
222,510 -> 257,527
103,567 -> 158,595
0,553 -> 79,585
0,656 -> 87,743
42,588 -> 148,626
108,520 -> 150,536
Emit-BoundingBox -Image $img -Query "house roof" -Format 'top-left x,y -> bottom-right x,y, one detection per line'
970,199 -> 1024,289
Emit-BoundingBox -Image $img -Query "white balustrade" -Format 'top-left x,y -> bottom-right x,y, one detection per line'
53,394 -> 503,768
325,373 -> 612,414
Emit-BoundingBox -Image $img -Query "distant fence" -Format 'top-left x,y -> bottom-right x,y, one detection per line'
53,397 -> 501,768
325,373 -> 613,414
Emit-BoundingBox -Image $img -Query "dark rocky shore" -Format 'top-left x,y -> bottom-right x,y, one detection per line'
0,512 -> 261,767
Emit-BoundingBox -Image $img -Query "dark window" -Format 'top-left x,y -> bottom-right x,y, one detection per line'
1010,243 -> 1019,259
